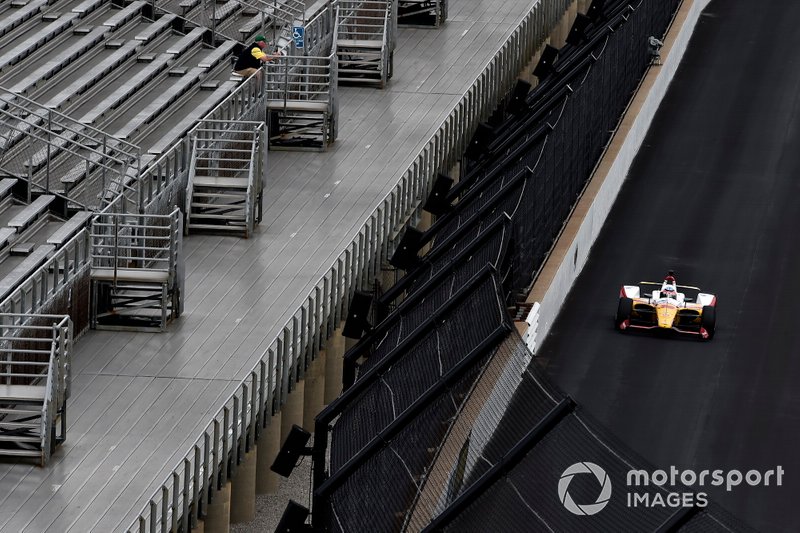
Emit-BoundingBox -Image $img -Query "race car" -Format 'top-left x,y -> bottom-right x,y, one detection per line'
614,271 -> 716,340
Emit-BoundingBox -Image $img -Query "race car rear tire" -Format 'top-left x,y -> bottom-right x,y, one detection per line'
615,297 -> 633,331
701,305 -> 716,340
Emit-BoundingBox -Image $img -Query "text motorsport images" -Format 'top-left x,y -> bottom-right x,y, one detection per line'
557,462 -> 785,515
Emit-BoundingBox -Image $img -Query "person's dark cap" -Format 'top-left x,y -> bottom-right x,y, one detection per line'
254,35 -> 267,42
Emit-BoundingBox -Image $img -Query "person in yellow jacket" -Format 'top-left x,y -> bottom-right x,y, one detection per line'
233,35 -> 278,81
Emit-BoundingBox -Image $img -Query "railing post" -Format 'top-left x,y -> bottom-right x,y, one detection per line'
101,136 -> 107,201
46,111 -> 52,194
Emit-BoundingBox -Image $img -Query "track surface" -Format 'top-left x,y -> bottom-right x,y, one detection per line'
536,2 -> 800,531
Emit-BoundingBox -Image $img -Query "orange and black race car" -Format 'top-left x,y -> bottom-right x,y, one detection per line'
614,271 -> 716,340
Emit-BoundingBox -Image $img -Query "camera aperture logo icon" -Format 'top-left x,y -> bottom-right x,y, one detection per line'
558,462 -> 612,515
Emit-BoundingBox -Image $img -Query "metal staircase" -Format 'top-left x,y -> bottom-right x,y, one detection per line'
262,2 -> 339,150
265,51 -> 339,150
336,0 -> 396,88
90,209 -> 183,332
186,120 -> 265,236
0,314 -> 72,466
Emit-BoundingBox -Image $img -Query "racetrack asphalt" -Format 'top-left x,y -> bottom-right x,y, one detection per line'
535,1 -> 800,531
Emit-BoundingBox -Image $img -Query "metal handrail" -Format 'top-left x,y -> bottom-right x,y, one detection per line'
0,313 -> 72,466
0,231 -> 92,316
186,137 -> 198,233
264,53 -> 336,105
138,76 -> 265,212
90,210 -> 181,279
245,125 -> 264,236
0,87 -> 141,210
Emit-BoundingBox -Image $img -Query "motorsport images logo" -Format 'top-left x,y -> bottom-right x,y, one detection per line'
558,463 -> 785,515
558,462 -> 612,515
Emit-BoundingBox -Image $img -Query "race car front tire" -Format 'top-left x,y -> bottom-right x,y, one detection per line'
615,297 -> 633,331
701,306 -> 716,340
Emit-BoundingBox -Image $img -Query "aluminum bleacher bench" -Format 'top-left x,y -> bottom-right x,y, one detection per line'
0,227 -> 15,252
75,26 -> 205,124
115,67 -> 206,141
166,26 -> 207,55
9,26 -> 110,95
0,244 -> 54,301
0,12 -> 79,71
211,0 -> 240,22
102,0 -> 146,30
197,40 -> 237,69
134,13 -> 176,42
238,15 -> 264,42
70,0 -> 105,15
0,0 -> 48,39
146,80 -> 239,155
46,210 -> 92,247
44,39 -> 140,110
45,15 -> 177,110
79,53 -> 175,124
0,178 -> 17,206
178,0 -> 201,15
7,194 -> 54,234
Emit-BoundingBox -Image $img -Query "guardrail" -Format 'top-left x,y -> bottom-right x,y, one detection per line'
245,127 -> 262,236
303,0 -> 337,56
0,230 -> 92,317
90,211 -> 181,275
0,313 -> 72,466
126,0 -> 569,529
0,87 -> 141,211
265,53 -> 338,104
231,0 -> 306,46
185,119 -> 265,236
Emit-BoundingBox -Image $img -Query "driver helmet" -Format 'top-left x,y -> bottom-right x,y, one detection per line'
661,284 -> 677,299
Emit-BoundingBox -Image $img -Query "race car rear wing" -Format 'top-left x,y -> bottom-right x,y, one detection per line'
639,281 -> 702,291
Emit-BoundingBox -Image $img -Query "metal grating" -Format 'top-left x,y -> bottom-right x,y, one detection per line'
332,271 -> 510,473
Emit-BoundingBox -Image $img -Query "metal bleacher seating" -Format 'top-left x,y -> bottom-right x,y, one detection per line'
0,0 -> 250,461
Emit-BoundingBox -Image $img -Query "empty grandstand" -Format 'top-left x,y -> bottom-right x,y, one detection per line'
0,0 -> 749,532
0,0 -> 572,530
0,0 -> 289,467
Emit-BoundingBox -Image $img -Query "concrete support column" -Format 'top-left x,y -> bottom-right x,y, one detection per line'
204,481 -> 231,533
562,2 -> 577,45
570,1 -> 579,29
345,336 -> 358,353
230,448 -> 257,523
281,379 -> 305,444
303,353 -> 326,431
449,161 -> 461,183
324,326 -> 346,403
418,210 -> 433,232
551,11 -> 566,49
380,267 -> 397,293
256,412 -> 282,494
192,519 -> 206,533
418,210 -> 433,255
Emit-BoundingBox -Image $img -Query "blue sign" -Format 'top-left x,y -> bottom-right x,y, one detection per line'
292,26 -> 305,49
